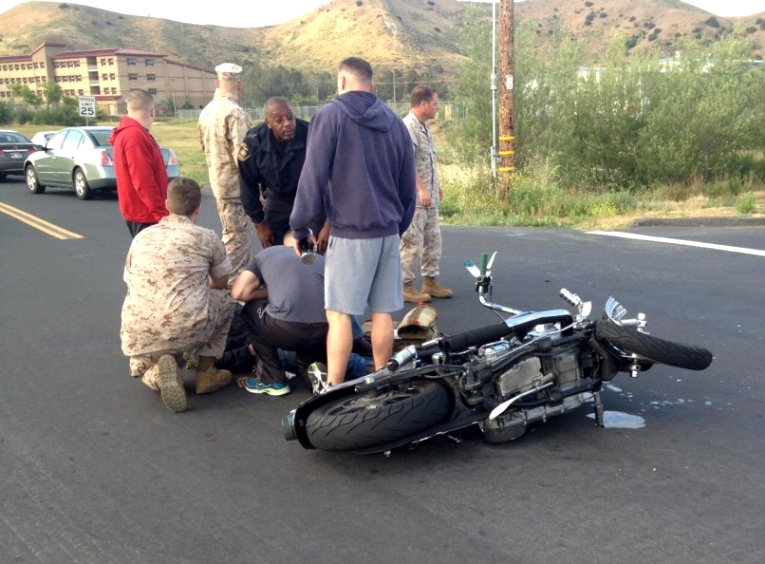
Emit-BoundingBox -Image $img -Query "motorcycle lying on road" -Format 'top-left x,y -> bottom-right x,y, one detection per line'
283,253 -> 714,454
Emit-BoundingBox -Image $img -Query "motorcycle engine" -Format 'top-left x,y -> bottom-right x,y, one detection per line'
480,350 -> 586,444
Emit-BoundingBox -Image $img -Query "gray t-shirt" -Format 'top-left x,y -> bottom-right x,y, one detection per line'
246,246 -> 326,324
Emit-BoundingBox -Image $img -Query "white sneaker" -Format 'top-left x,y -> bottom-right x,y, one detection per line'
307,362 -> 330,396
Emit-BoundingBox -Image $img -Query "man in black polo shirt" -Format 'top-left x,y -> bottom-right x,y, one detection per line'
238,97 -> 328,249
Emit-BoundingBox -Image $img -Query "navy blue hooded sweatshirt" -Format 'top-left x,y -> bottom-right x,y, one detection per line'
290,91 -> 416,240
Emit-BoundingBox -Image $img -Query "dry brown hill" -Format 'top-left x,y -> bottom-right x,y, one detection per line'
0,0 -> 763,73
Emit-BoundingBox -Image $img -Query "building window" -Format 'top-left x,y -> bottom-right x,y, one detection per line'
109,73 -> 115,80
108,58 -> 114,65
145,58 -> 154,66
147,74 -> 156,82
127,58 -> 137,66
102,74 -> 108,81
128,73 -> 138,81
148,88 -> 157,95
76,76 -> 82,82
40,62 -> 45,69
100,58 -> 107,65
78,89 -> 84,95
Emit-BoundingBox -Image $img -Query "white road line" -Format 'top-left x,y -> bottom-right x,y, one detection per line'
587,231 -> 765,257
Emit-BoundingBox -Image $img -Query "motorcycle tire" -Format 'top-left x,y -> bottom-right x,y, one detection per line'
595,319 -> 713,370
305,380 -> 451,452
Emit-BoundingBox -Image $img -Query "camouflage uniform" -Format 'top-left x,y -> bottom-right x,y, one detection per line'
400,110 -> 442,283
198,88 -> 253,284
121,215 -> 237,382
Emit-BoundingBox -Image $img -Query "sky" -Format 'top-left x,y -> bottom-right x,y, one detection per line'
0,0 -> 761,28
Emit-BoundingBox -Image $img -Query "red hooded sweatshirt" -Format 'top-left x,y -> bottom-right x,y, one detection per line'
109,116 -> 169,224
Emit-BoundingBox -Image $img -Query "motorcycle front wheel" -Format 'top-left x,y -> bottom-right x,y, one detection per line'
305,380 -> 451,452
595,319 -> 713,370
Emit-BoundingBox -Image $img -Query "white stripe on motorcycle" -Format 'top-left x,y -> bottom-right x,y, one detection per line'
587,231 -> 765,257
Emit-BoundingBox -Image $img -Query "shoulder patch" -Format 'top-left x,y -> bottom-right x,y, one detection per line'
238,143 -> 249,162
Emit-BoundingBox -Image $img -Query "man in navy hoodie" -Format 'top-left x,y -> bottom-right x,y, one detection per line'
290,57 -> 416,388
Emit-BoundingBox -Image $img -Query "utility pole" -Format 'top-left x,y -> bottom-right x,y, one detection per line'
498,0 -> 515,198
490,0 -> 498,182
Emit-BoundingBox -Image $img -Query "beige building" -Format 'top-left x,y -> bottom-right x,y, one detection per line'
0,42 -> 217,115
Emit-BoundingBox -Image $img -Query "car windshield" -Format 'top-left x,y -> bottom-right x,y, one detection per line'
90,130 -> 112,147
0,132 -> 31,143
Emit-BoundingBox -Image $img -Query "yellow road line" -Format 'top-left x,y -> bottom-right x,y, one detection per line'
0,202 -> 84,240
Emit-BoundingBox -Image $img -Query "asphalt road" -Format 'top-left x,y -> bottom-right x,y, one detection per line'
2,176 -> 764,564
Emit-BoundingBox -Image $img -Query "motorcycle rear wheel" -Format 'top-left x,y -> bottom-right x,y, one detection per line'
305,380 -> 451,452
595,320 -> 713,370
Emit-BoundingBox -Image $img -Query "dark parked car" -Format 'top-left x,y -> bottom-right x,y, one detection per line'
0,130 -> 37,180
24,126 -> 179,200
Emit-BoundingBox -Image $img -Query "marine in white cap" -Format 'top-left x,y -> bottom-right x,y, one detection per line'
198,63 -> 252,286
215,63 -> 243,80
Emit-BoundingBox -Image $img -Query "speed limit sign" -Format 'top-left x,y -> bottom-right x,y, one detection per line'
78,96 -> 96,118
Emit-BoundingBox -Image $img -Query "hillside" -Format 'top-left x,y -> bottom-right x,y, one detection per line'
0,0 -> 763,73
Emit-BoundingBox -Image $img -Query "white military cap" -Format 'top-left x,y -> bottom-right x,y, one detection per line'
215,63 -> 243,79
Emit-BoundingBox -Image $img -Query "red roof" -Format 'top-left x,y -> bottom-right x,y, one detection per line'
52,48 -> 166,59
0,55 -> 33,63
165,58 -> 215,74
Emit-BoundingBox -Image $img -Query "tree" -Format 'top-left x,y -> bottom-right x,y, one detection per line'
9,83 -> 42,108
449,4 -> 494,164
42,81 -> 63,110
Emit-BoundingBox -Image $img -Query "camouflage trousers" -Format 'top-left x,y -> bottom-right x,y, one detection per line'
215,198 -> 252,285
400,206 -> 442,283
128,289 -> 236,382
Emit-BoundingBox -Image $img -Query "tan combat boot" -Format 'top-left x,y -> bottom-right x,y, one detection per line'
195,356 -> 233,395
157,354 -> 188,413
403,281 -> 431,304
422,276 -> 454,299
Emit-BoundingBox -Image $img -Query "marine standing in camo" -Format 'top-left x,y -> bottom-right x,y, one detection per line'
400,86 -> 453,303
198,63 -> 253,284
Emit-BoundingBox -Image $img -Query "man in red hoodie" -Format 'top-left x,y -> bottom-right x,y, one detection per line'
110,89 -> 169,237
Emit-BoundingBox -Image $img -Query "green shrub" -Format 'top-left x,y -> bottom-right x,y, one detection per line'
0,101 -> 12,124
735,192 -> 757,214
